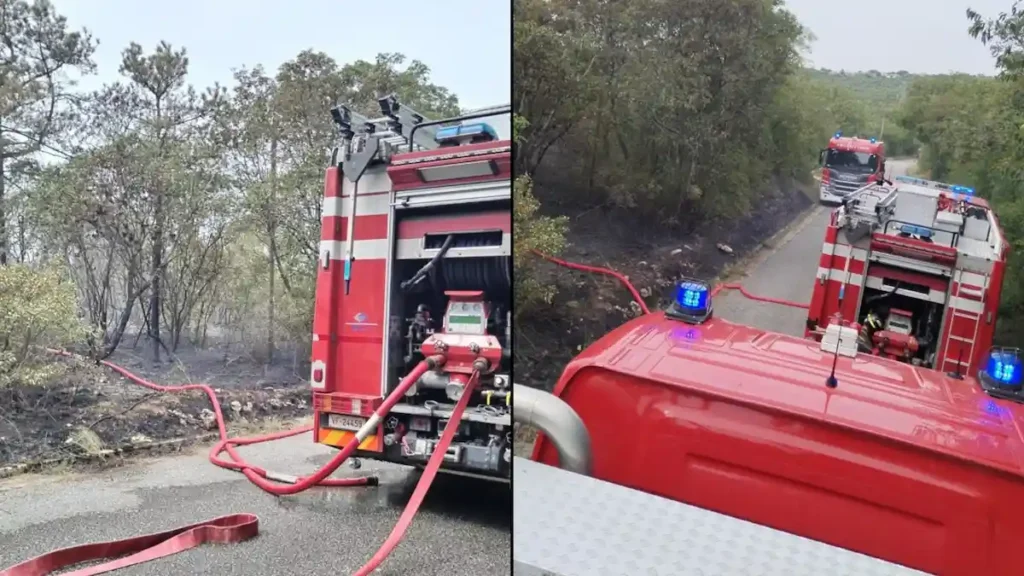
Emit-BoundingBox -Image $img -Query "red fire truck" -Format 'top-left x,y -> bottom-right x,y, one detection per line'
514,177 -> 1024,575
806,176 -> 1009,377
819,131 -> 887,204
311,96 -> 512,481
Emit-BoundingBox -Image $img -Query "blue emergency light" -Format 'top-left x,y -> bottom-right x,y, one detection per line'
981,347 -> 1023,392
951,184 -> 975,197
435,122 -> 499,144
834,131 -> 843,139
870,137 -> 877,143
900,224 -> 933,238
667,279 -> 713,324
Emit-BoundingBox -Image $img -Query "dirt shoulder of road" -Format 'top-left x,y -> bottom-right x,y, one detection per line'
0,344 -> 313,477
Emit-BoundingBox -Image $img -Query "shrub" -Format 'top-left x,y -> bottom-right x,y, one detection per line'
0,264 -> 90,387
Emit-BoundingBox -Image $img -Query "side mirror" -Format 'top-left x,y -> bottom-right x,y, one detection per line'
818,149 -> 827,166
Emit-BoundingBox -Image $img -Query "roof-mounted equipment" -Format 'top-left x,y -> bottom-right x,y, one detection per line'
667,279 -> 713,324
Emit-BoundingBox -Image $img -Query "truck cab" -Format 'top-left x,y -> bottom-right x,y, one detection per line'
819,132 -> 886,204
520,280 -> 1024,576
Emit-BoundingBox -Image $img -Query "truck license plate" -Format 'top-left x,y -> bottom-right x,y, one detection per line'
327,414 -> 366,431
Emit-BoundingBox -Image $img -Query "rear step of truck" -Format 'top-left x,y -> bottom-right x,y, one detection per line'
513,457 -> 929,576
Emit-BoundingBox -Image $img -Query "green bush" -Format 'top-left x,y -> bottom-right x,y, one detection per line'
512,115 -> 568,317
0,264 -> 90,387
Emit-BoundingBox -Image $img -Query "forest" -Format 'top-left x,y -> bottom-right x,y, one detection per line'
0,0 -> 462,389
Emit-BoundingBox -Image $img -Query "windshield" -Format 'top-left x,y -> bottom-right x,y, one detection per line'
825,149 -> 878,173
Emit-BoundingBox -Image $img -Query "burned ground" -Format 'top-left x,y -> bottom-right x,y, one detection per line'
515,170 -> 814,392
0,340 -> 312,474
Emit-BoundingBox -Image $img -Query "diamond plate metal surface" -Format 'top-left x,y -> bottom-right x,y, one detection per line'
513,457 -> 931,576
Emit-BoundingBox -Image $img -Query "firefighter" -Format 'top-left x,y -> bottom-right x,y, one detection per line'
859,311 -> 883,351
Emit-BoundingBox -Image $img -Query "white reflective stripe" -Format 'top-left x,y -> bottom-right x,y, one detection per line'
821,242 -> 868,260
869,251 -> 951,277
863,276 -> 947,305
816,266 -> 863,286
950,297 -> 985,314
322,193 -> 391,218
958,270 -> 988,288
339,170 -> 391,196
320,239 -> 389,261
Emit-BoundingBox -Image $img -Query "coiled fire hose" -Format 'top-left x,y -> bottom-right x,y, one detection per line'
0,352 -> 482,576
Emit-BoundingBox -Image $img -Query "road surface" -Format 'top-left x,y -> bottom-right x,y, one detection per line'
0,434 -> 509,575
716,159 -> 916,332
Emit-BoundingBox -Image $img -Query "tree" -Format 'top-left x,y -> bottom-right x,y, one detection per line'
0,0 -> 96,265
892,4 -> 1024,347
112,42 -> 228,364
224,65 -> 283,363
968,2 -> 1024,79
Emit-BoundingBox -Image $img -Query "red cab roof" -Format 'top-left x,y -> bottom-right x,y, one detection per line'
829,136 -> 884,155
562,312 -> 1024,477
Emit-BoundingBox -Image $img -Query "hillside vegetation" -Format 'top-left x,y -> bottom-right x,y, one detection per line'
800,68 -> 925,157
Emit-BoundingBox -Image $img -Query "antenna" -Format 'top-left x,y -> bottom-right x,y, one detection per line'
826,316 -> 843,389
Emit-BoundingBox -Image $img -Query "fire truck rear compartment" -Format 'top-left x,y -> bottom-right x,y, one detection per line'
858,267 -> 949,367
377,202 -> 512,479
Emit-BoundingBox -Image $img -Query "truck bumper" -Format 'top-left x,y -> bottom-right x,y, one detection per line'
819,185 -> 844,205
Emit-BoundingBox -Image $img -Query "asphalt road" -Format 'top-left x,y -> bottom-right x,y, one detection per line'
715,159 -> 916,333
0,434 -> 509,575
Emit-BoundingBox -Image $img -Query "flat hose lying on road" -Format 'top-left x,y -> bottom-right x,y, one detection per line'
0,353 -> 480,576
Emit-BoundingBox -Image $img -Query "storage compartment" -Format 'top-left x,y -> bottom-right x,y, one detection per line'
893,189 -> 938,229
933,211 -> 964,247
963,211 -> 992,242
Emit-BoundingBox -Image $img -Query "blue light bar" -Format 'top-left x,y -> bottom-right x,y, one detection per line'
668,279 -> 713,324
435,122 -> 498,144
869,137 -> 877,143
900,224 -> 933,238
951,184 -> 975,196
983,348 -> 1023,391
834,131 -> 843,139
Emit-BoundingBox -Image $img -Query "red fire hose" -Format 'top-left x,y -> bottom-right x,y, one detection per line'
1,353 -> 480,576
531,249 -> 808,314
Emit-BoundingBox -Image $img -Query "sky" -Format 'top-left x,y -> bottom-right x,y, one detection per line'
783,0 -> 1009,74
51,0 -> 511,136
